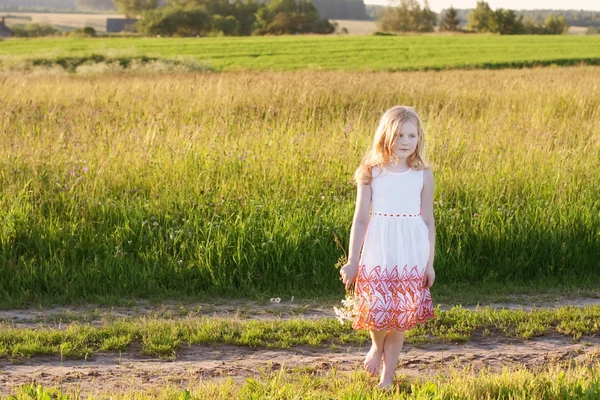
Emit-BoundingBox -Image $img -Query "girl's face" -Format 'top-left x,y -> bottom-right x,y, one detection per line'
392,120 -> 419,160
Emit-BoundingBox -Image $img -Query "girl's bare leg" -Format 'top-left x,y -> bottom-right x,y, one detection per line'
364,329 -> 386,376
378,329 -> 405,389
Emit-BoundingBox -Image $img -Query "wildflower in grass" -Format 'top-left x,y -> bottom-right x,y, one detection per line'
270,297 -> 281,303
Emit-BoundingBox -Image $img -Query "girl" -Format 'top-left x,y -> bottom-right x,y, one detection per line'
340,106 -> 436,390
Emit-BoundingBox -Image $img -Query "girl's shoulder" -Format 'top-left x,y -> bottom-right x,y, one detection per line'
371,166 -> 384,179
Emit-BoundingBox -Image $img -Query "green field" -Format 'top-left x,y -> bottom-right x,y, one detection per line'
2,35 -> 600,72
0,66 -> 598,305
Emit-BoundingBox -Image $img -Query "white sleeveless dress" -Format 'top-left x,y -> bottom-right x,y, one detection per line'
352,166 -> 435,331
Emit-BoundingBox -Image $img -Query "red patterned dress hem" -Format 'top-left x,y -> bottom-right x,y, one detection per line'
351,264 -> 435,332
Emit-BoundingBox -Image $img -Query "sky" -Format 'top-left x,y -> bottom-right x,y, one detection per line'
362,0 -> 600,12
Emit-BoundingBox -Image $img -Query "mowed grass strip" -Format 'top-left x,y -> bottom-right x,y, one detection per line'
0,306 -> 598,360
10,365 -> 600,399
0,68 -> 599,304
1,35 -> 600,71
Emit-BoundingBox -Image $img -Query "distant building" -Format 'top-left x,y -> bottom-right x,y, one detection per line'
107,18 -> 138,33
0,17 -> 13,38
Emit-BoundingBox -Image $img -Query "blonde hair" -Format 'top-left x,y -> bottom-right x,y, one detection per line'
354,106 -> 429,185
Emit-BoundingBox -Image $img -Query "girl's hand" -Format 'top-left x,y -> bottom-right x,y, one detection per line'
423,265 -> 435,289
340,263 -> 358,291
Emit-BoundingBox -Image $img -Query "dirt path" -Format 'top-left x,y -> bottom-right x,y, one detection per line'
0,298 -> 599,395
1,297 -> 600,327
1,335 -> 598,396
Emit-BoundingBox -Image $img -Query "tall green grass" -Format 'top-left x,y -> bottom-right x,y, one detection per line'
0,67 -> 598,304
1,35 -> 600,72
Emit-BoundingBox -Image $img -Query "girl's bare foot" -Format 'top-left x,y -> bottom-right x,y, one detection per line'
363,345 -> 384,376
377,374 -> 394,391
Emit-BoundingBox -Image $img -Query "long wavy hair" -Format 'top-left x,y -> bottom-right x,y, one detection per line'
354,106 -> 429,185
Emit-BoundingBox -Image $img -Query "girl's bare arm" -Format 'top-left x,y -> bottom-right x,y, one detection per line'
340,182 -> 371,290
421,169 -> 436,288
348,183 -> 372,266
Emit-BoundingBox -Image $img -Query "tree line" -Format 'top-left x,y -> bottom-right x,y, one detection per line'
376,0 -> 572,34
0,0 -> 367,20
464,1 -> 568,34
116,0 -> 335,36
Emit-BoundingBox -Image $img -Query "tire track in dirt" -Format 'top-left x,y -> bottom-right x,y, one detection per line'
1,299 -> 599,395
1,298 -> 599,327
1,335 -> 598,396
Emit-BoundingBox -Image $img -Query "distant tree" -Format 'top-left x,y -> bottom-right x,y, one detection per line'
377,0 -> 436,33
490,9 -> 523,34
69,26 -> 97,36
230,0 -> 259,36
467,0 -> 493,32
419,0 -> 436,32
166,0 -> 259,35
544,15 -> 568,34
112,0 -> 158,18
252,0 -> 334,35
11,23 -> 59,37
138,6 -> 211,36
523,17 -> 547,34
439,5 -> 459,31
378,0 -> 411,32
212,14 -> 239,35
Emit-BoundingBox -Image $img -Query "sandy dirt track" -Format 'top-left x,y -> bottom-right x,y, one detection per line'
1,335 -> 598,396
0,299 -> 599,395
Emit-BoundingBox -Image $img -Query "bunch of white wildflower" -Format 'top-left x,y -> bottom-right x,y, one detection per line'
333,290 -> 360,325
332,242 -> 360,325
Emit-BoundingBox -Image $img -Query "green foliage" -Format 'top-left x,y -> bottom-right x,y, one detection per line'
544,15 -> 568,34
138,7 -> 211,36
467,0 -> 493,32
377,0 -> 437,33
11,23 -> 60,38
587,27 -> 600,35
212,15 -> 239,36
163,0 -> 259,36
69,26 -> 97,37
439,5 -> 459,32
112,0 -> 159,18
523,18 -> 548,35
490,9 -> 524,35
252,0 -> 334,35
467,1 -> 568,35
140,0 -> 333,37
